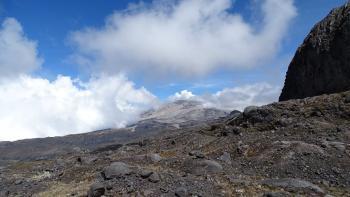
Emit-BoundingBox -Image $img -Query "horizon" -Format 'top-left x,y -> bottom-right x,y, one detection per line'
0,0 -> 347,141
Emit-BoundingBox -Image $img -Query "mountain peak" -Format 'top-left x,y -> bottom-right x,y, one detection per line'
140,99 -> 228,125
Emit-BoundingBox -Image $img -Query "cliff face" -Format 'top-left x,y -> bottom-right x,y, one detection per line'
280,1 -> 350,101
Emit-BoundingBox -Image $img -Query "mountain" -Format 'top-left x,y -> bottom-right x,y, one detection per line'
280,1 -> 350,101
139,100 -> 229,127
1,90 -> 349,196
0,100 -> 228,161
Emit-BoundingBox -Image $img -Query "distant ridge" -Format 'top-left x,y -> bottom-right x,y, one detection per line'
0,100 -> 228,160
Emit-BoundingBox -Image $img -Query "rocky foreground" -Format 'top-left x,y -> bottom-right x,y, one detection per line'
1,91 -> 350,196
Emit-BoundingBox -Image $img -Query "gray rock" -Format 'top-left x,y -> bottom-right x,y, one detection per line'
148,172 -> 160,183
261,178 -> 324,194
175,187 -> 188,197
184,159 -> 223,175
243,106 -> 259,117
227,110 -> 241,120
326,141 -> 347,152
139,169 -> 153,179
218,152 -> 232,164
102,162 -> 132,180
88,182 -> 105,197
149,154 -> 162,162
82,156 -> 98,164
189,150 -> 205,158
14,180 -> 23,185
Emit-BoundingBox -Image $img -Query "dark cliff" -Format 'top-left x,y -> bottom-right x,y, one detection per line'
280,1 -> 350,101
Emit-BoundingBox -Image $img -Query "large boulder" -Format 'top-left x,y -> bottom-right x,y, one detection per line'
261,178 -> 324,194
183,159 -> 223,175
87,182 -> 105,197
102,162 -> 132,180
280,2 -> 350,101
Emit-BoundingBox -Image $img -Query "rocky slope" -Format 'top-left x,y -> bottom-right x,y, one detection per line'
280,1 -> 350,101
0,100 -> 227,161
0,91 -> 350,196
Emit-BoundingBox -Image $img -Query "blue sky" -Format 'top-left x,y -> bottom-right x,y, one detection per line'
0,0 -> 347,141
0,0 -> 346,98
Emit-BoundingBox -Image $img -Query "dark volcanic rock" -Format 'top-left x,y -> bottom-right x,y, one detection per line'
280,1 -> 350,101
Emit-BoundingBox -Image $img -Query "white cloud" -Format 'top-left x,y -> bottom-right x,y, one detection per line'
170,90 -> 195,100
0,18 -> 43,78
0,10 -> 288,141
0,18 -> 158,141
170,83 -> 280,111
70,0 -> 296,77
0,74 -> 157,141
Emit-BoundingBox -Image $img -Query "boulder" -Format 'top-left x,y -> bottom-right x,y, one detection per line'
218,152 -> 232,164
183,159 -> 223,175
149,153 -> 162,162
88,182 -> 105,197
243,106 -> 259,117
175,187 -> 188,197
189,150 -> 205,159
261,178 -> 324,194
148,172 -> 160,183
139,169 -> 153,179
102,162 -> 132,180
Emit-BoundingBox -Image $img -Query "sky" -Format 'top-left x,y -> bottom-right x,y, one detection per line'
0,0 -> 346,141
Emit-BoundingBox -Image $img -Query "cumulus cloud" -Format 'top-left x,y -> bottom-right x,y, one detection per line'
0,18 -> 43,78
170,83 -> 280,111
0,18 -> 158,141
0,74 -> 157,141
70,0 -> 296,76
0,8 -> 289,141
170,90 -> 195,100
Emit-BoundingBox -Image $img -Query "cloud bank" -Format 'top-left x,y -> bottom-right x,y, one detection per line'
0,18 -> 43,78
0,18 -> 157,141
70,0 -> 296,76
170,83 -> 280,111
0,0 -> 296,141
0,75 -> 157,141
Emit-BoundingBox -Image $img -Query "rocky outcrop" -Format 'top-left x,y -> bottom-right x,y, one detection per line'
280,1 -> 350,101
